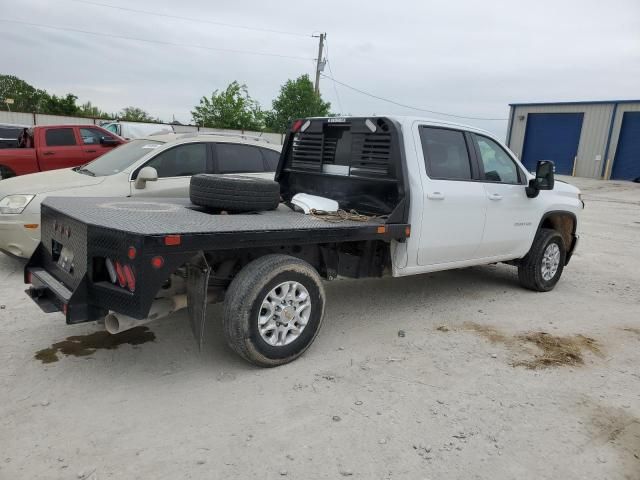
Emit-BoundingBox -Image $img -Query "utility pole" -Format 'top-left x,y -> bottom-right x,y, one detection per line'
313,32 -> 326,94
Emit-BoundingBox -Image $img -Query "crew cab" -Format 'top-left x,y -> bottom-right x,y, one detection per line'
0,125 -> 124,179
24,116 -> 583,367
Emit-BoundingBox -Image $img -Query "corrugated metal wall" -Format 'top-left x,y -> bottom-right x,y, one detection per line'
508,103 -> 614,178
604,103 -> 640,178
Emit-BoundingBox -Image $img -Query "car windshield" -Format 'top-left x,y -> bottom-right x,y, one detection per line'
79,140 -> 163,176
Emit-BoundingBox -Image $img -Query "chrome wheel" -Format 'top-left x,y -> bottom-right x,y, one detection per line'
541,243 -> 561,281
258,281 -> 311,347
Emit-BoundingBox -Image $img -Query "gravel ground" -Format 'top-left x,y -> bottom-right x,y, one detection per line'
1,177 -> 639,480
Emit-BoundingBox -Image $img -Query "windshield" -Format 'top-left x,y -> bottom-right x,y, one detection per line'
80,140 -> 163,176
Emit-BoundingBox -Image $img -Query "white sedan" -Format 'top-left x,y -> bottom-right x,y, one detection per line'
0,132 -> 281,258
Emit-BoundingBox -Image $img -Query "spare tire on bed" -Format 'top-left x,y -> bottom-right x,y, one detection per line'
190,174 -> 281,212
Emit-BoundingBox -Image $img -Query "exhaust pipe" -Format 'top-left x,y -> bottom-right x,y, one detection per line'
105,294 -> 188,334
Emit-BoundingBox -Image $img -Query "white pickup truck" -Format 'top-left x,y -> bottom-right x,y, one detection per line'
25,116 -> 583,367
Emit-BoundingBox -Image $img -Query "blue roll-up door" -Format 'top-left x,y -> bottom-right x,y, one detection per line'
521,113 -> 584,174
611,112 -> 640,181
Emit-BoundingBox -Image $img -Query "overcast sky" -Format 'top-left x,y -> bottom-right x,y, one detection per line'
2,0 -> 639,137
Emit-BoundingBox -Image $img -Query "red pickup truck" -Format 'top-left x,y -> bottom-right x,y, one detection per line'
0,125 -> 124,179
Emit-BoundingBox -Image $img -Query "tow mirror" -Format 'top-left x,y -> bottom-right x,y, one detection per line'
100,136 -> 119,146
135,166 -> 158,189
526,160 -> 555,198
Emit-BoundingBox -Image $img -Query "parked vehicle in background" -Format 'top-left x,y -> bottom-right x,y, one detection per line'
0,132 -> 281,257
0,125 -> 124,180
102,121 -> 174,140
23,116 -> 584,367
0,123 -> 29,149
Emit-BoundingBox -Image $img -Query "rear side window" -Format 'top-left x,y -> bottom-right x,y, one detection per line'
45,128 -> 76,147
261,148 -> 280,170
145,143 -> 207,178
419,127 -> 472,180
216,144 -> 264,173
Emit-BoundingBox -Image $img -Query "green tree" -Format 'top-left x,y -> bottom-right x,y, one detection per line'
79,101 -> 110,119
265,74 -> 331,133
191,81 -> 264,130
42,93 -> 80,116
119,106 -> 155,122
0,74 -> 48,112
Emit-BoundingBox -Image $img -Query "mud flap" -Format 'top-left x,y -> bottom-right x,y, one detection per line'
186,253 -> 211,350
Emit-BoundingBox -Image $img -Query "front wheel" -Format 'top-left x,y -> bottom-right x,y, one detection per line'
223,254 -> 326,367
518,228 -> 566,292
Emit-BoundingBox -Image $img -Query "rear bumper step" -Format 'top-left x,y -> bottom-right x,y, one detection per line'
25,267 -> 106,323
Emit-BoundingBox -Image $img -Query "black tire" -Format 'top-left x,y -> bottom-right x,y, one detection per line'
223,254 -> 325,367
518,228 -> 566,292
0,165 -> 15,180
190,174 -> 280,212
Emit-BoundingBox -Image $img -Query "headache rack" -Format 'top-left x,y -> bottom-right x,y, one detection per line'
277,117 -> 409,224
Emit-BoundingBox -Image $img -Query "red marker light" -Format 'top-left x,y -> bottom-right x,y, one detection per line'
127,246 -> 137,260
151,256 -> 164,269
164,235 -> 181,246
291,119 -> 303,132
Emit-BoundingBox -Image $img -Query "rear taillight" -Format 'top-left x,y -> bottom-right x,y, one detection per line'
123,265 -> 136,292
114,261 -> 127,288
105,258 -> 136,292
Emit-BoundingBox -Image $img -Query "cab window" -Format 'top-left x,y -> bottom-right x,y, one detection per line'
144,143 -> 208,178
45,128 -> 76,147
419,127 -> 472,180
80,127 -> 114,145
473,134 -> 521,184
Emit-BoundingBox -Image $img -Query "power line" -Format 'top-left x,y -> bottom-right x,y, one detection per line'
323,39 -> 344,113
0,19 -> 313,61
69,0 -> 312,38
321,74 -> 508,121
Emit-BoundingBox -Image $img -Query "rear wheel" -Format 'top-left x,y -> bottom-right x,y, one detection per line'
518,228 -> 566,292
0,165 -> 15,180
223,254 -> 325,367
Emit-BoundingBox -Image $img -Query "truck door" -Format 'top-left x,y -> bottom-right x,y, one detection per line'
131,142 -> 211,197
38,127 -> 85,171
416,126 -> 487,265
78,127 -> 119,162
470,133 -> 537,258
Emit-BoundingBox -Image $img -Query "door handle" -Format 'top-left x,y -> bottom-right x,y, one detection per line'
42,151 -> 54,156
488,193 -> 503,201
85,150 -> 97,153
427,192 -> 445,200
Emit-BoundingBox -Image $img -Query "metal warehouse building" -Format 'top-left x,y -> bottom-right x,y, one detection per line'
506,100 -> 640,180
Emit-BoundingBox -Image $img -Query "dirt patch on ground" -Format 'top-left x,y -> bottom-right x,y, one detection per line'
451,322 -> 602,369
622,327 -> 640,337
586,403 -> 640,471
513,332 -> 601,369
462,322 -> 512,345
34,327 -> 156,364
